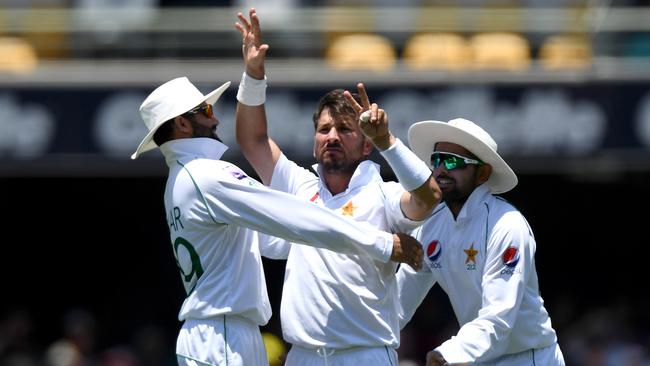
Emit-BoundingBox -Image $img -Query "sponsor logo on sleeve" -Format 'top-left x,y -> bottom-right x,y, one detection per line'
224,166 -> 261,186
500,246 -> 521,275
228,169 -> 247,180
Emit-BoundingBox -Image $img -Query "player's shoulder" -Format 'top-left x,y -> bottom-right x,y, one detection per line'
486,194 -> 520,216
377,179 -> 404,197
419,204 -> 449,229
487,195 -> 531,232
183,158 -> 250,183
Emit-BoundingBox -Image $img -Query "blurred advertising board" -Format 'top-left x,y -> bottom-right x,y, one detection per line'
0,82 -> 649,176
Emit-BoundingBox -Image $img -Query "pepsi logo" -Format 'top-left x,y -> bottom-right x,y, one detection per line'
427,240 -> 441,262
502,246 -> 520,268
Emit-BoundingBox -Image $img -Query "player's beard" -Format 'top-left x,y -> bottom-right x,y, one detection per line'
437,174 -> 472,209
190,119 -> 222,142
320,155 -> 363,175
317,139 -> 365,175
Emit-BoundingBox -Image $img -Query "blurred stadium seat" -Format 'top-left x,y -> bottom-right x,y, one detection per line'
539,34 -> 592,69
623,33 -> 650,58
20,6 -> 69,59
325,33 -> 397,72
469,32 -> 531,71
402,32 -> 470,70
0,37 -> 38,73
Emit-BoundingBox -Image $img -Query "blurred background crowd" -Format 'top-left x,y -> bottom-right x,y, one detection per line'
0,0 -> 649,365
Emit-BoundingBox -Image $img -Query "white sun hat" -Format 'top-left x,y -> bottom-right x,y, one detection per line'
131,77 -> 231,159
408,118 -> 518,194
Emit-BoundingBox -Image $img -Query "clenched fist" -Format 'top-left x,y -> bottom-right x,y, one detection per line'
390,232 -> 424,271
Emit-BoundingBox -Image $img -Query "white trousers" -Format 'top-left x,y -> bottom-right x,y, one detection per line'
176,316 -> 269,366
474,342 -> 565,366
284,344 -> 398,366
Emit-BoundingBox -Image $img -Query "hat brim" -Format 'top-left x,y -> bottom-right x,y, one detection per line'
408,120 -> 518,194
131,81 -> 231,160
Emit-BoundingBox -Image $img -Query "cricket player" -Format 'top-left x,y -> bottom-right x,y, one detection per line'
397,118 -> 565,365
235,9 -> 441,366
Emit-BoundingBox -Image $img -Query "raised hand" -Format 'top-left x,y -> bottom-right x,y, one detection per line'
235,8 -> 268,79
390,232 -> 424,271
343,82 -> 393,150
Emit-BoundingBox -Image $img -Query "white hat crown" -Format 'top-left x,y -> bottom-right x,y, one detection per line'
131,77 -> 230,159
140,77 -> 206,132
447,118 -> 498,152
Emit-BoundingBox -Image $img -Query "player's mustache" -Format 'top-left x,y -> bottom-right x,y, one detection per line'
436,174 -> 454,183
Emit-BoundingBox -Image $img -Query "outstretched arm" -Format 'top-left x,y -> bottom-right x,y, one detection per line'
235,8 -> 281,185
200,170 -> 423,270
343,83 -> 441,221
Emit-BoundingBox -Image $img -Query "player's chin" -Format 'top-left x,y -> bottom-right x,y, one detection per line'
320,151 -> 343,163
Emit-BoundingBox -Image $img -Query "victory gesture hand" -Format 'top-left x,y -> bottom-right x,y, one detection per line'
343,83 -> 394,150
235,8 -> 268,79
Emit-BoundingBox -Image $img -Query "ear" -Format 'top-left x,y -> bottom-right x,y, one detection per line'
475,164 -> 492,185
362,138 -> 374,156
173,116 -> 193,137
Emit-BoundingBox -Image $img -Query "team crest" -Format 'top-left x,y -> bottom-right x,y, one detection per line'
464,243 -> 478,270
341,201 -> 356,216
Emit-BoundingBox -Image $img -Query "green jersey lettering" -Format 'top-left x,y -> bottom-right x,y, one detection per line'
168,206 -> 184,232
173,236 -> 204,293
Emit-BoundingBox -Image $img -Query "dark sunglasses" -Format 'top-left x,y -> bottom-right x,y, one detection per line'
430,151 -> 484,171
184,103 -> 213,119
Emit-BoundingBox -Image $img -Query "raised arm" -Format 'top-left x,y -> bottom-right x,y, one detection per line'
235,8 -> 281,185
343,83 -> 441,221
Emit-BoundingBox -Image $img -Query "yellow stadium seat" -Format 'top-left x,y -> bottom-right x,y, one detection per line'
325,33 -> 397,72
469,32 -> 531,71
20,6 -> 69,59
0,37 -> 38,74
539,34 -> 592,70
402,32 -> 471,70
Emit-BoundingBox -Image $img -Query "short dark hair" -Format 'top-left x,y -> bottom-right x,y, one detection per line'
312,89 -> 362,129
152,118 -> 176,146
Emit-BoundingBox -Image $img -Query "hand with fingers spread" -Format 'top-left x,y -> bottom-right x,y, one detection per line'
235,8 -> 268,79
390,232 -> 424,271
343,82 -> 394,151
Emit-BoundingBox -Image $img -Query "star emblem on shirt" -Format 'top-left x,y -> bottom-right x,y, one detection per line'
341,201 -> 357,216
464,243 -> 478,264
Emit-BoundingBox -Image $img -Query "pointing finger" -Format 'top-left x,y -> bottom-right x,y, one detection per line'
356,82 -> 371,110
343,90 -> 362,114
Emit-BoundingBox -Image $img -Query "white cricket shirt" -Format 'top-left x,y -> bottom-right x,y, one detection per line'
397,185 -> 558,364
269,154 -> 424,349
159,139 -> 395,326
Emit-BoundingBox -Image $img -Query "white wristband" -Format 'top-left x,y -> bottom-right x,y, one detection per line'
236,72 -> 267,106
380,138 -> 432,191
